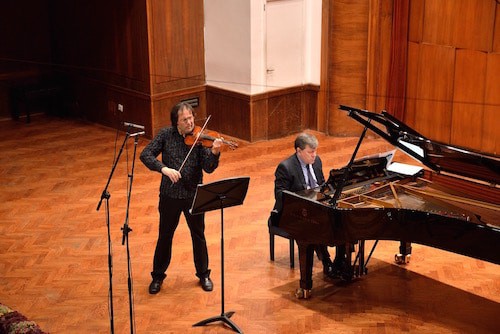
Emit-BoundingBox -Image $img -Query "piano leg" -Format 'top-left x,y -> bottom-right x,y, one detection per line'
355,240 -> 366,276
395,241 -> 412,264
295,241 -> 315,299
341,242 -> 355,281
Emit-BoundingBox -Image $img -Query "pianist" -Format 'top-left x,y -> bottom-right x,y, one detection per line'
272,132 -> 347,279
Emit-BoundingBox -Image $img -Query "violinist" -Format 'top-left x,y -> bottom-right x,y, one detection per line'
140,102 -> 222,294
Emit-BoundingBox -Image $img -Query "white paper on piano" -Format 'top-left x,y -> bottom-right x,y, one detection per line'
387,162 -> 423,176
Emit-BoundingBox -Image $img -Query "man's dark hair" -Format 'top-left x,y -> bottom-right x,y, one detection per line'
170,102 -> 194,126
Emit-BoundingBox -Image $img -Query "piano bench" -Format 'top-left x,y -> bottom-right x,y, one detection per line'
268,217 -> 295,268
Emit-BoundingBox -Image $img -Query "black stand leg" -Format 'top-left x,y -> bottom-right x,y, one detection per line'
193,311 -> 241,333
101,192 -> 114,333
120,134 -> 140,334
193,197 -> 243,333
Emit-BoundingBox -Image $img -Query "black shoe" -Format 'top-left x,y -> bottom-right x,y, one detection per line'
200,277 -> 213,291
332,259 -> 353,282
324,259 -> 351,280
149,279 -> 162,294
324,262 -> 341,279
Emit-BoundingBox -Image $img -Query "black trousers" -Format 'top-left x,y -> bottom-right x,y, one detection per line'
315,245 -> 346,265
151,195 -> 210,281
314,245 -> 331,265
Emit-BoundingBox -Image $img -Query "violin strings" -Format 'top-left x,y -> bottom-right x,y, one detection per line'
178,115 -> 212,172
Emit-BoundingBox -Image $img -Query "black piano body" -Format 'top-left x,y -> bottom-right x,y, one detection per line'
277,106 -> 500,296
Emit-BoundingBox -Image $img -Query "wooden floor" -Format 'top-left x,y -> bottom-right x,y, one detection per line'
0,114 -> 499,334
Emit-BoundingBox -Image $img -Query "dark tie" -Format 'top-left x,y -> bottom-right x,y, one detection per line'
306,164 -> 316,189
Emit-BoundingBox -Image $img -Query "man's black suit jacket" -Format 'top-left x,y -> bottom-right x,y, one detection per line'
273,154 -> 324,212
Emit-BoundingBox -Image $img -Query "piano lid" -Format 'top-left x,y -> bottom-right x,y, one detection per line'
339,105 -> 500,186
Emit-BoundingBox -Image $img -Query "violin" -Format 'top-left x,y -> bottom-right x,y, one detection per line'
184,125 -> 238,150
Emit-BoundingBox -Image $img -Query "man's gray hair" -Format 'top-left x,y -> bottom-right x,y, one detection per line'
294,132 -> 318,150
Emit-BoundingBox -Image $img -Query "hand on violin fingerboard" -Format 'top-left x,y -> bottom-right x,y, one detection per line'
161,166 -> 182,183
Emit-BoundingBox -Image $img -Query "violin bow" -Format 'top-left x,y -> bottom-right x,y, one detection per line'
178,115 -> 211,173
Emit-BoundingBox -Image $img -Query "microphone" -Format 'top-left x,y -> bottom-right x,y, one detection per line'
128,131 -> 145,137
124,121 -> 145,130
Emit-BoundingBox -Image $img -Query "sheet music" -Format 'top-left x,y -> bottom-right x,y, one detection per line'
387,162 -> 423,176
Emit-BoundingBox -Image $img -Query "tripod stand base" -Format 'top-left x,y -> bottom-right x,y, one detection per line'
193,311 -> 242,333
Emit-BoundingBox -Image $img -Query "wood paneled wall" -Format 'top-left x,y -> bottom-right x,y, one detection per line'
0,0 -> 52,119
324,0 -> 370,137
483,53 -> 500,154
151,86 -> 206,136
257,84 -> 319,140
366,0 -> 394,116
1,0 -> 206,137
406,43 -> 455,143
44,0 -> 151,130
50,0 -> 150,92
49,0 -> 207,137
321,0 -> 393,137
405,0 -> 499,154
148,0 -> 205,95
147,0 -> 206,135
206,86 -> 251,141
207,84 -> 319,142
3,0 -> 498,151
322,0 -> 499,156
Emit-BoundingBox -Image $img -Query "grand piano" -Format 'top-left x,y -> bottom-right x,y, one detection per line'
277,105 -> 500,299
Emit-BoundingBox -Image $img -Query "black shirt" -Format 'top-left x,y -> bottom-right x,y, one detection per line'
140,126 -> 220,199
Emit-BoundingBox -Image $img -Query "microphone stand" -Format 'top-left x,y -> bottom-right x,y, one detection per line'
121,131 -> 143,334
96,131 -> 129,334
96,129 -> 144,334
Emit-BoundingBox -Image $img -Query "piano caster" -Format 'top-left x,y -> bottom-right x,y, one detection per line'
352,265 -> 368,277
295,288 -> 312,299
395,253 -> 411,264
360,266 -> 368,276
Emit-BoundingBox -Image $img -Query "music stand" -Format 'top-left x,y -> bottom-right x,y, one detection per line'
191,176 -> 250,334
